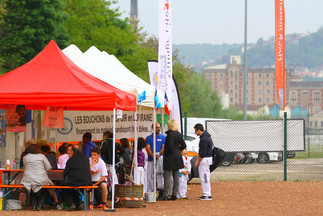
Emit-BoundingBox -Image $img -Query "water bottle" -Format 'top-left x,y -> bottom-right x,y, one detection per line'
6,159 -> 10,170
12,160 -> 16,169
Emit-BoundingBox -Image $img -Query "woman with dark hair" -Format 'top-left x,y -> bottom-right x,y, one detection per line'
120,138 -> 132,175
132,137 -> 146,194
159,120 -> 186,201
21,144 -> 54,211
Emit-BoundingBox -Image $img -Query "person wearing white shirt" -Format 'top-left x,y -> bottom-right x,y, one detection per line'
57,144 -> 69,169
89,147 -> 108,211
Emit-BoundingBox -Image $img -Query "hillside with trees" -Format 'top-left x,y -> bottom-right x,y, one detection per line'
174,27 -> 323,72
0,0 -> 222,118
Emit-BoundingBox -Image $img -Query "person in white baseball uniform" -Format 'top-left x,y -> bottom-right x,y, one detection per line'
194,123 -> 213,200
177,148 -> 191,199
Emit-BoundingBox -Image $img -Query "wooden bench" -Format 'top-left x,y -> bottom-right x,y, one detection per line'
0,184 -> 98,211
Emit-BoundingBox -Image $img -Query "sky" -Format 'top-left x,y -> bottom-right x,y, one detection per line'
114,0 -> 323,45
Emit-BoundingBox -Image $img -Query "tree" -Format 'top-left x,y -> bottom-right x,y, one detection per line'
0,0 -> 70,73
61,0 -> 155,81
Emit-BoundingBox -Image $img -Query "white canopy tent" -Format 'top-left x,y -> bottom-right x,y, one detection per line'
62,45 -> 138,98
63,44 -> 163,203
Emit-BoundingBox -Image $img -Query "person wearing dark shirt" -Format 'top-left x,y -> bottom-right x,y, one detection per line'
20,140 -> 36,168
100,131 -> 125,185
63,146 -> 92,211
82,132 -> 97,158
194,123 -> 213,201
159,120 -> 186,201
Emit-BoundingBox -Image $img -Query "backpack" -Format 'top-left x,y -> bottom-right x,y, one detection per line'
210,147 -> 226,172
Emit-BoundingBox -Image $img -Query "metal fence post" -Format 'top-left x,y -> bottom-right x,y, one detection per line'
284,112 -> 287,181
184,112 -> 187,140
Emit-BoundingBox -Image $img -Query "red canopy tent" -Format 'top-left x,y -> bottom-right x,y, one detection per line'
0,40 -> 136,111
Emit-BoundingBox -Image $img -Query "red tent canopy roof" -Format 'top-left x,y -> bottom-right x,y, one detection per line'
0,40 -> 136,111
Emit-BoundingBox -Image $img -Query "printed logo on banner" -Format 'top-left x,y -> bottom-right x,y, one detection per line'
57,118 -> 73,135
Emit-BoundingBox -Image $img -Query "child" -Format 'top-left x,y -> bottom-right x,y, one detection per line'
89,147 -> 109,211
132,137 -> 146,195
178,148 -> 191,199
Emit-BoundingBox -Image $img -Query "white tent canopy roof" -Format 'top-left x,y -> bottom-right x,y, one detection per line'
63,44 -> 165,108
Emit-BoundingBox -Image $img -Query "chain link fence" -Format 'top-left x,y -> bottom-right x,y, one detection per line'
183,116 -> 323,182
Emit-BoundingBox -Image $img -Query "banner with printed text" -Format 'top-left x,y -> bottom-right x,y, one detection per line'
275,0 -> 285,110
56,110 -> 154,143
158,0 -> 173,99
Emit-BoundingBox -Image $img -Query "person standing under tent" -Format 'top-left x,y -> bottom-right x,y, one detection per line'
132,137 -> 147,195
100,130 -> 125,186
146,123 -> 165,192
82,132 -> 97,158
194,123 -> 213,200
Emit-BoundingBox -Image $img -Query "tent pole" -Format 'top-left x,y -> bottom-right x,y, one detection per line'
133,108 -> 138,183
111,108 -> 117,211
153,107 -> 156,198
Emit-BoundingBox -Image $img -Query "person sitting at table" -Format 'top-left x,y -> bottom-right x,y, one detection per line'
40,144 -> 62,209
57,144 -> 69,169
41,144 -> 58,170
89,147 -> 108,211
21,144 -> 54,211
61,144 -> 75,169
63,145 -> 92,211
20,139 -> 35,168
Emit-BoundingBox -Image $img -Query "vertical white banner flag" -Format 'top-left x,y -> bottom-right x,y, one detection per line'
148,60 -> 158,88
158,0 -> 173,99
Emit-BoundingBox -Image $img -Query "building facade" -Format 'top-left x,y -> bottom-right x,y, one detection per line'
203,58 -> 322,115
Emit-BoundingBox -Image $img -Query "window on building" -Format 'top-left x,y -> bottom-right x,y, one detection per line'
314,98 -> 320,102
266,89 -> 270,94
230,89 -> 233,93
258,81 -> 262,85
266,73 -> 269,77
235,85 -> 238,90
231,71 -> 233,78
266,98 -> 270,103
235,72 -> 237,81
235,93 -> 238,98
266,81 -> 270,85
258,98 -> 262,102
315,121 -> 318,128
321,121 -> 323,127
259,73 -> 262,77
231,97 -> 233,102
314,91 -> 320,95
258,89 -> 262,94
301,91 -> 309,95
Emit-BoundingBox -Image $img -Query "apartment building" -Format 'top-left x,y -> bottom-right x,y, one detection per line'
203,56 -> 322,115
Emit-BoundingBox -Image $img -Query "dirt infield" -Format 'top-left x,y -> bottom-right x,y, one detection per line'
1,181 -> 322,216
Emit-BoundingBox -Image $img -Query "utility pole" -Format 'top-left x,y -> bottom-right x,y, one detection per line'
243,0 -> 248,120
130,0 -> 139,28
